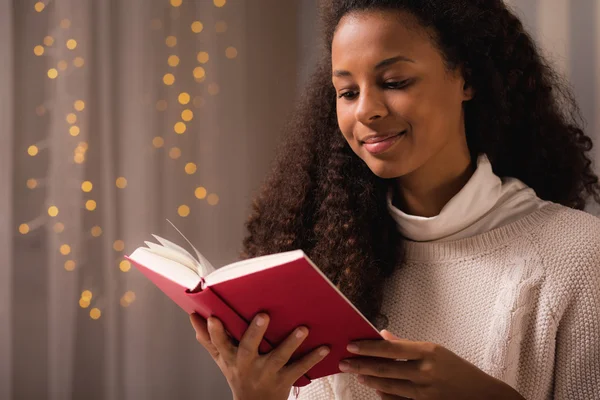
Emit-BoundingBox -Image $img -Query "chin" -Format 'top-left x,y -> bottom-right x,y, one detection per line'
363,158 -> 410,179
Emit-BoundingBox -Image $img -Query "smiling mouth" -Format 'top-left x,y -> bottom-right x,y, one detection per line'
361,130 -> 407,155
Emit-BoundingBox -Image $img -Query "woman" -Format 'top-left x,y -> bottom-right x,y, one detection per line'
191,1 -> 600,399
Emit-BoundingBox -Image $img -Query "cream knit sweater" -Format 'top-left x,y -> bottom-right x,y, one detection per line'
295,204 -> 600,399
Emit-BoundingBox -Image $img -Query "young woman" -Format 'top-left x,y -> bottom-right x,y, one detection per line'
190,1 -> 600,399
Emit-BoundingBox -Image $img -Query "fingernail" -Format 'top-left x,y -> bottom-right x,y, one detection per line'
255,315 -> 265,326
347,343 -> 359,353
295,328 -> 307,338
319,347 -> 330,357
338,360 -> 350,371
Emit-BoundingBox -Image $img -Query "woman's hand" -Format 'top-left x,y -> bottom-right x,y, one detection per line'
339,330 -> 525,400
190,313 -> 330,400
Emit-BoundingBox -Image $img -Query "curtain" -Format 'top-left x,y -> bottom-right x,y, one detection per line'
0,0 -> 307,399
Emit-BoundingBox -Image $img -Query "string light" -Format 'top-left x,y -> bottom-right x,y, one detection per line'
170,0 -> 182,7
81,181 -> 93,192
82,290 -> 92,301
169,147 -> 181,159
27,145 -> 39,156
178,92 -> 190,105
192,66 -> 205,79
26,179 -> 38,189
53,222 -> 65,233
215,21 -> 228,33
174,122 -> 186,134
43,36 -> 54,46
116,177 -> 127,189
85,200 -> 97,211
73,57 -> 85,68
191,21 -> 203,33
19,224 -> 30,235
119,260 -> 131,272
225,46 -> 238,59
197,51 -> 209,64
113,240 -> 125,252
66,39 -> 77,50
69,126 -> 80,136
74,100 -> 85,111
208,83 -> 220,95
60,19 -> 71,29
91,226 -> 102,237
120,291 -> 136,307
213,0 -> 226,7
181,109 -> 193,121
48,206 -> 59,217
185,163 -> 197,174
79,298 -> 90,308
163,73 -> 175,85
34,45 -> 44,56
47,68 -> 58,79
195,187 -> 207,199
66,113 -> 77,124
60,244 -> 71,255
90,308 -> 101,320
64,260 -> 76,271
168,55 -> 180,67
74,153 -> 85,164
165,36 -> 177,47
207,194 -> 220,206
178,205 -> 190,217
34,2 -> 45,12
152,137 -> 164,148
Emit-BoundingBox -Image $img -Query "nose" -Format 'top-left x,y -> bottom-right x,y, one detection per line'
354,87 -> 389,125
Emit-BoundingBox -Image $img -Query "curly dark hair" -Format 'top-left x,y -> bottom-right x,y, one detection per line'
241,0 -> 600,325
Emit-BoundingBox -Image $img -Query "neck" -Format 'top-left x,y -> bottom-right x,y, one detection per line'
393,146 -> 474,218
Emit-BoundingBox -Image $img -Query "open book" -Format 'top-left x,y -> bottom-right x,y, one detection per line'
126,222 -> 382,388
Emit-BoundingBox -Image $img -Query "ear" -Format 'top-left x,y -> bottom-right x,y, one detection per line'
462,83 -> 475,101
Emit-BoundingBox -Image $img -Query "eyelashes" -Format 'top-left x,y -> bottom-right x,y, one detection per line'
337,79 -> 413,100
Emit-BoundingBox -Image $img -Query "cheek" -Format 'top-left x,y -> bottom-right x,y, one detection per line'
336,106 -> 356,143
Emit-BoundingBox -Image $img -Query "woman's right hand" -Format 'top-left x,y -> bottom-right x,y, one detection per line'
190,312 -> 330,400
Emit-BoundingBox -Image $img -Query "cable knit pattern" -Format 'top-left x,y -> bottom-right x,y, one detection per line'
292,203 -> 600,400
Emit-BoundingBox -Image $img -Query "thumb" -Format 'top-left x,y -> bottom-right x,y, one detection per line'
380,329 -> 400,340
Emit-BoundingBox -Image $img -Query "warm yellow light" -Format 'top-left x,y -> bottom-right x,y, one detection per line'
79,298 -> 90,308
73,57 -> 85,67
193,96 -> 205,108
174,122 -> 186,134
48,206 -> 59,217
178,92 -> 190,105
60,19 -> 71,29
213,0 -> 226,7
178,205 -> 190,217
19,224 -> 30,235
66,39 -> 77,50
196,51 -> 209,64
28,145 -> 39,156
34,2 -> 45,12
85,200 -> 97,211
66,113 -> 77,124
60,244 -> 71,255
113,240 -> 125,252
165,36 -> 177,47
120,298 -> 130,307
82,290 -> 92,301
116,177 -> 127,189
119,260 -> 131,272
74,153 -> 85,164
78,141 -> 88,150
208,83 -> 220,95
170,0 -> 182,6
74,100 -> 85,111
215,21 -> 227,33
225,46 -> 238,59
91,226 -> 102,237
185,163 -> 197,174
57,60 -> 68,71
156,99 -> 167,111
36,106 -> 46,116
168,55 -> 180,67
181,109 -> 193,121
169,147 -> 181,159
64,260 -> 76,271
124,291 -> 136,302
27,179 -> 38,189
48,68 -> 58,79
152,137 -> 164,148
69,126 -> 80,136
207,193 -> 220,206
195,186 -> 207,199
163,73 -> 175,85
191,21 -> 203,33
43,36 -> 54,46
192,66 -> 205,79
81,181 -> 93,192
34,45 -> 44,56
90,308 -> 101,319
53,222 -> 65,233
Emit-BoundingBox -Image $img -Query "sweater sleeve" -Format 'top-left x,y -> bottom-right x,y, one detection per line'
552,242 -> 600,399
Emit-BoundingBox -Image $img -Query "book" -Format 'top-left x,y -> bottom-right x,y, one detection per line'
126,222 -> 382,387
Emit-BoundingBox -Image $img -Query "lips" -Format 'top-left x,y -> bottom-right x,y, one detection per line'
361,131 -> 407,144
361,131 -> 406,155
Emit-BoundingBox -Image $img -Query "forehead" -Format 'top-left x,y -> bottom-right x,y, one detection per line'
331,11 -> 435,67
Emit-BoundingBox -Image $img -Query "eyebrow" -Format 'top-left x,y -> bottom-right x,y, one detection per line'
332,55 -> 415,78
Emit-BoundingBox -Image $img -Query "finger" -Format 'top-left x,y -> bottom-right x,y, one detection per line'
266,326 -> 309,372
339,357 -> 420,381
358,375 -> 416,399
237,313 -> 269,364
376,390 -> 412,400
282,345 -> 330,385
207,316 -> 237,365
347,338 -> 425,360
190,313 -> 220,360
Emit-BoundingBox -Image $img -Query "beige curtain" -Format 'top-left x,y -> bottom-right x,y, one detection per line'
0,0 -> 306,399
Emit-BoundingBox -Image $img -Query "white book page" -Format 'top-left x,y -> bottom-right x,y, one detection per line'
167,219 -> 216,276
129,247 -> 201,289
144,241 -> 199,273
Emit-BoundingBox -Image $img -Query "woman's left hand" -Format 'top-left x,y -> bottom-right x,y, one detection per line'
338,330 -> 525,400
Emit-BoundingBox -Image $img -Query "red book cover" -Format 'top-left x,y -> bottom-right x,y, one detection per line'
126,250 -> 382,387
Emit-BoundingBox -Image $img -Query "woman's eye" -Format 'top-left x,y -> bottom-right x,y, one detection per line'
338,91 -> 357,100
384,80 -> 411,89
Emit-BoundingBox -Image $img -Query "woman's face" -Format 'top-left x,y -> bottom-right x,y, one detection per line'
331,10 -> 473,179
